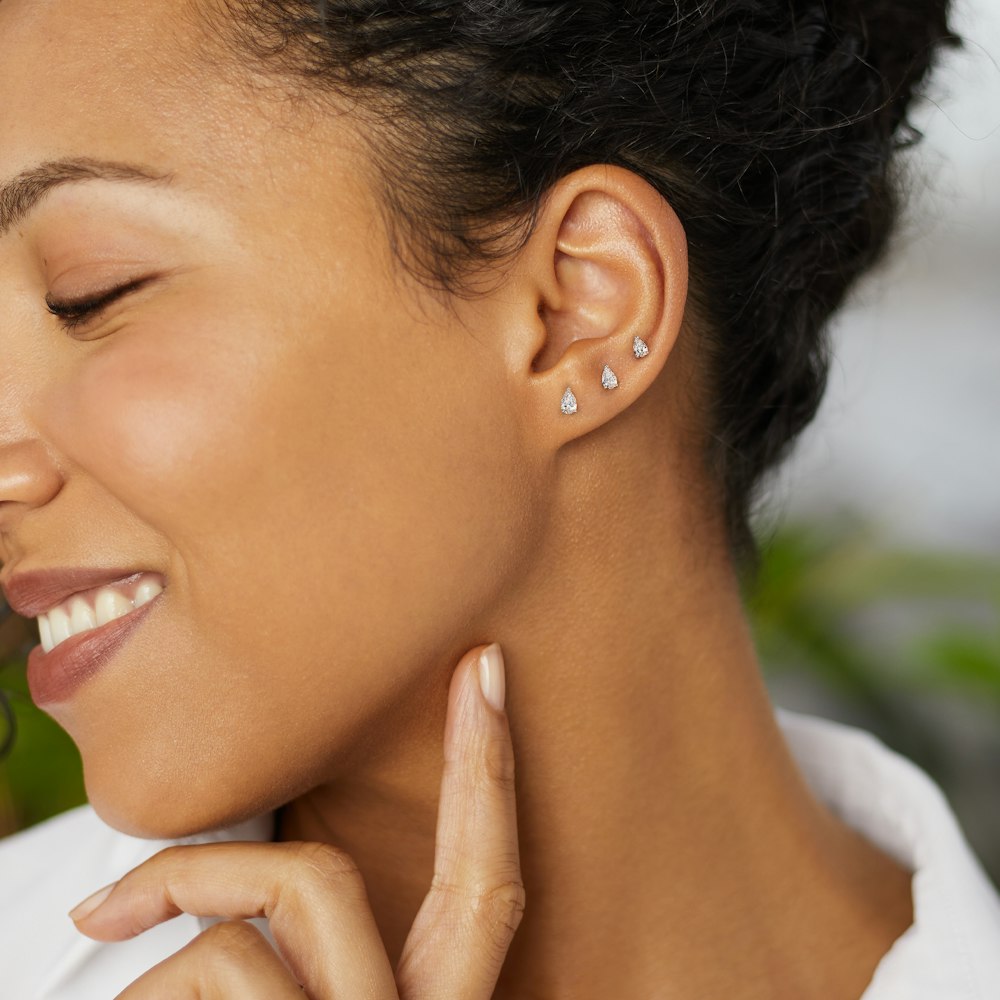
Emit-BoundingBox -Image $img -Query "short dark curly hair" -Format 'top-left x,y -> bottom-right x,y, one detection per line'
215,0 -> 958,578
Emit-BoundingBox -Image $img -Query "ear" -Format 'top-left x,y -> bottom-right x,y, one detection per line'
500,165 -> 688,449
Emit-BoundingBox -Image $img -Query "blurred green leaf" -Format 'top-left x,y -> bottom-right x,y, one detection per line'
747,513 -> 1000,886
909,630 -> 1000,696
0,658 -> 86,837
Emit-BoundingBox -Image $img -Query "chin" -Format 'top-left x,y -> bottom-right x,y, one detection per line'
85,773 -> 276,842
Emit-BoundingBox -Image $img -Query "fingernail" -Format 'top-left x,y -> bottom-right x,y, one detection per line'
69,882 -> 116,922
478,642 -> 505,712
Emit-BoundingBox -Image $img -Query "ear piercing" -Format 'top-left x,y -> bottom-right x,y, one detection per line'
561,337 -> 649,415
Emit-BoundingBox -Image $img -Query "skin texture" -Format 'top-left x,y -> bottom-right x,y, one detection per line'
0,1 -> 915,998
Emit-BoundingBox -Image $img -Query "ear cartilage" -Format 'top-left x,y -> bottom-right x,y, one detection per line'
633,336 -> 650,359
560,386 -> 579,415
601,365 -> 619,390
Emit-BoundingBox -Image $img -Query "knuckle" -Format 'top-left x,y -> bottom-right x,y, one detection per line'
287,841 -> 366,900
474,879 -> 527,938
291,840 -> 360,878
480,732 -> 517,793
152,843 -> 188,869
196,919 -> 267,966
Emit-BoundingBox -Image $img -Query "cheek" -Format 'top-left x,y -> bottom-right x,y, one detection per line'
57,324 -> 263,515
44,300 -> 533,836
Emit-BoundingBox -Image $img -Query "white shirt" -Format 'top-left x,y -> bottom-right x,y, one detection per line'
2,706 -> 998,998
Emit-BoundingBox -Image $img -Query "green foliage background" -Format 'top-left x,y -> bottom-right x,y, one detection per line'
2,515 -> 998,888
0,662 -> 84,835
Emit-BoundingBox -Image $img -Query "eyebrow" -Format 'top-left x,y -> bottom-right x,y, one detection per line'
0,157 -> 174,237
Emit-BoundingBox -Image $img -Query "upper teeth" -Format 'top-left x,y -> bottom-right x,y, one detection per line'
37,575 -> 163,653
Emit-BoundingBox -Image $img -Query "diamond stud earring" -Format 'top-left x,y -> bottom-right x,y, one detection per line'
633,336 -> 649,359
601,365 -> 619,390
560,386 -> 578,415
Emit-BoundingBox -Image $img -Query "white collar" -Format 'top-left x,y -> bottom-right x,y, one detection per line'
775,707 -> 1000,998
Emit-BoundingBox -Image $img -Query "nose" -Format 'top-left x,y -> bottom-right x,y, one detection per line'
0,299 -> 66,557
0,437 -> 63,538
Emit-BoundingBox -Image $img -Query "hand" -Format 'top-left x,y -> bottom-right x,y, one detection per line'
68,642 -> 524,999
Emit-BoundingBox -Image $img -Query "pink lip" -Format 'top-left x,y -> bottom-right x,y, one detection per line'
1,566 -> 151,619
26,594 -> 163,706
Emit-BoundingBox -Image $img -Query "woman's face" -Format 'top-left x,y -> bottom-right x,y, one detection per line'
0,0 -> 536,835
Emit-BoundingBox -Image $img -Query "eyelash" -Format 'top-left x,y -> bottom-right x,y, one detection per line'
45,277 -> 150,331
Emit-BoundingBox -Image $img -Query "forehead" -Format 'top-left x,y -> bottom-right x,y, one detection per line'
0,0 -> 385,287
1,0 -> 189,133
0,0 -> 280,202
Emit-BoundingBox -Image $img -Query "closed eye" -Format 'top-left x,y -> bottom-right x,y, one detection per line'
45,276 -> 152,331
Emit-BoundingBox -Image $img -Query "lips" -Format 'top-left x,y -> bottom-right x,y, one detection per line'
26,593 -> 162,706
0,566 -> 151,619
0,564 -> 167,706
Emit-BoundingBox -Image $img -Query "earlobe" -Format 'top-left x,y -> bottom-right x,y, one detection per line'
513,166 -> 688,444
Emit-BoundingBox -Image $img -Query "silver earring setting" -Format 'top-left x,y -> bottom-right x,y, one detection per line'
560,337 -> 650,414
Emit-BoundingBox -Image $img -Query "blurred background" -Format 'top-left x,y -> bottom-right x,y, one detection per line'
1,0 -> 998,888
751,0 -> 1000,886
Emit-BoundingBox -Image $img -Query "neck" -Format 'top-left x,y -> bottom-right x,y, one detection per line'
275,414 -> 913,998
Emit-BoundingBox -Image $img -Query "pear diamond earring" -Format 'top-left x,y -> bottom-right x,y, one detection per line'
633,336 -> 649,359
601,365 -> 619,390
560,386 -> 578,415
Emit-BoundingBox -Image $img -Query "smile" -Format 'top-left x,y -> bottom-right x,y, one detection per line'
36,572 -> 164,653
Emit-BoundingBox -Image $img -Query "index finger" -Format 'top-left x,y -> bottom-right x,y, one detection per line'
395,642 -> 526,999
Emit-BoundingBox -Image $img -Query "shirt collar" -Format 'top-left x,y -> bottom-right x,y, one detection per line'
775,706 -> 1000,999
